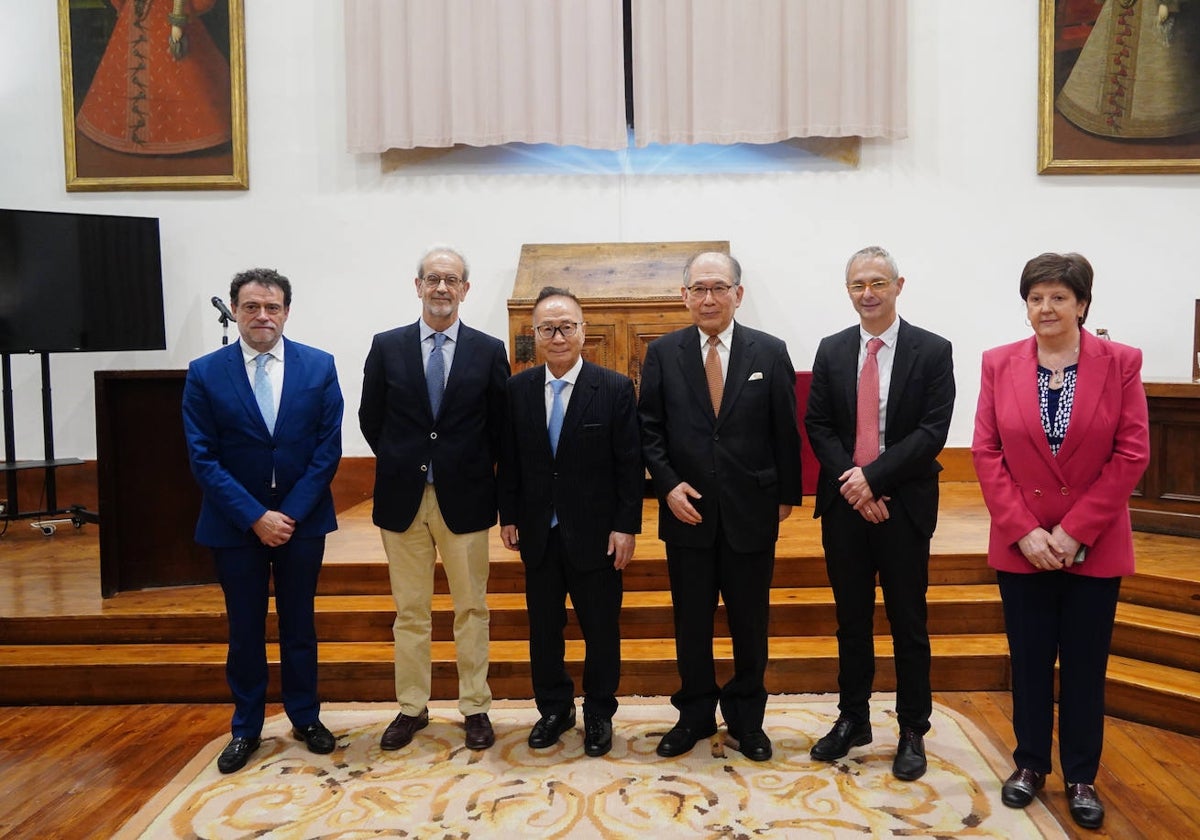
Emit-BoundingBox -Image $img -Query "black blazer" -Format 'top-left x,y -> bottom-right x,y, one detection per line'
805,319 -> 955,538
359,320 -> 509,534
497,361 -> 643,570
639,323 -> 803,554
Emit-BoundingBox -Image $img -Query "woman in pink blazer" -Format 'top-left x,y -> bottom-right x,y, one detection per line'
972,253 -> 1149,831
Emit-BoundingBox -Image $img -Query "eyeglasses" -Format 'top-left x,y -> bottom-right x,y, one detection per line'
533,322 -> 582,340
421,274 -> 463,289
685,283 -> 737,300
846,279 -> 893,295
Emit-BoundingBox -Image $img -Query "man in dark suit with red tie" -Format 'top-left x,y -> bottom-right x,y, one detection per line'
359,246 -> 509,752
639,251 -> 803,762
805,246 -> 955,781
497,287 -> 643,757
183,268 -> 344,774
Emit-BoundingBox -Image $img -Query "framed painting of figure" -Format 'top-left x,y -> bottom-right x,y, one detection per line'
58,0 -> 248,191
1039,0 -> 1200,173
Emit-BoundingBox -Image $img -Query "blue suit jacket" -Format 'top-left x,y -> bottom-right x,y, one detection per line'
183,339 -> 344,548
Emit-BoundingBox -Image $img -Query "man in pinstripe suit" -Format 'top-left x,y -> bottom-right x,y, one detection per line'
498,286 -> 643,757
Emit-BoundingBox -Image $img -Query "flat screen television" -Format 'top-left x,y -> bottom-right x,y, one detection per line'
0,208 -> 166,355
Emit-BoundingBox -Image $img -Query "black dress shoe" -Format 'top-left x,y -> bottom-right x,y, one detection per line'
728,729 -> 773,762
380,708 -> 429,750
1066,783 -> 1105,829
464,713 -> 496,750
1001,768 -> 1046,808
892,728 -> 927,781
528,708 -> 576,749
810,717 -> 872,761
583,714 -> 613,757
656,721 -> 717,757
292,721 -> 336,755
217,736 -> 261,774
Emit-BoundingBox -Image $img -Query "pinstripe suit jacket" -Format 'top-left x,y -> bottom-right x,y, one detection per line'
497,361 -> 643,570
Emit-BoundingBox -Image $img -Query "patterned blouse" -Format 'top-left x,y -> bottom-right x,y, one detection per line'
1037,364 -> 1078,456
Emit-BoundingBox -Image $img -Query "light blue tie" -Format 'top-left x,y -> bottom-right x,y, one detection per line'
548,378 -> 567,526
548,378 -> 567,455
426,333 -> 446,483
254,353 -> 275,432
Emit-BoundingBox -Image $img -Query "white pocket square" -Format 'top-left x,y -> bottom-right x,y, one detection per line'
748,371 -> 764,381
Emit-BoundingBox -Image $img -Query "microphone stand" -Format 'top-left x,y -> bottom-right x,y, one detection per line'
218,313 -> 230,345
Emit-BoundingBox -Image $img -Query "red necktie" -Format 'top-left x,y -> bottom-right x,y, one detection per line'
705,335 -> 723,416
854,337 -> 884,466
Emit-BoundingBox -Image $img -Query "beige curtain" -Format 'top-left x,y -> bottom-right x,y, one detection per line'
345,0 -> 628,152
631,0 -> 907,147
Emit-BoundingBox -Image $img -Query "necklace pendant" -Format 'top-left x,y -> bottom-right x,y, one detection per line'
1049,369 -> 1064,390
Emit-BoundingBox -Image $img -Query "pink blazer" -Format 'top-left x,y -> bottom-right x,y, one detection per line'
971,330 -> 1150,577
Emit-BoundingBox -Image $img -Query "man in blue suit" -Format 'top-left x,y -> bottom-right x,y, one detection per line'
183,268 -> 344,774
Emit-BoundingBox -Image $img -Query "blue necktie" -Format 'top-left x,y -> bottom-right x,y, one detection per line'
548,378 -> 567,456
548,378 -> 567,526
426,333 -> 446,483
254,353 -> 275,432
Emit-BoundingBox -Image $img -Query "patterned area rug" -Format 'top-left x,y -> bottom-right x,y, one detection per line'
116,696 -> 1065,839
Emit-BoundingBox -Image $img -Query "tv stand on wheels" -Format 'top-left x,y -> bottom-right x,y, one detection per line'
1,352 -> 99,535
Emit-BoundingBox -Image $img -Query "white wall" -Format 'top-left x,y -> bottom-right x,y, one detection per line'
2,3 -> 1196,461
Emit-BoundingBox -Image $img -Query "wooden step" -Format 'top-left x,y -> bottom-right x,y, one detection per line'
315,552 -> 998,596
1112,602 -> 1200,672
0,585 -> 1004,645
1105,656 -> 1200,737
1121,571 -> 1200,616
0,634 -> 1012,705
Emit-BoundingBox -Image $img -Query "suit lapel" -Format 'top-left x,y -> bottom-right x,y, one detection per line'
403,323 -> 433,419
274,339 -> 302,433
1006,336 -> 1066,482
835,328 -> 860,422
718,324 -> 754,426
675,328 -> 715,424
1055,331 -> 1110,464
885,320 -> 916,435
224,343 -> 271,436
560,362 -> 598,447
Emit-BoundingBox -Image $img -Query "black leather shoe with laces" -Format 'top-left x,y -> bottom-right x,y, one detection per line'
583,715 -> 613,757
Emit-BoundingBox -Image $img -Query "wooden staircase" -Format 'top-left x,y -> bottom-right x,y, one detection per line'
1,487 -> 1198,737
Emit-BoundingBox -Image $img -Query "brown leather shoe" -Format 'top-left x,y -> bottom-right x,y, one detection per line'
380,708 -> 429,750
464,712 -> 495,750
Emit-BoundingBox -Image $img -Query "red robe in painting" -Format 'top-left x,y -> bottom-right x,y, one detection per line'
76,0 -> 232,155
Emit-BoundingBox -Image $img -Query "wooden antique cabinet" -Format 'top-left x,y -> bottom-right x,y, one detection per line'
507,241 -> 728,390
1130,380 -> 1200,537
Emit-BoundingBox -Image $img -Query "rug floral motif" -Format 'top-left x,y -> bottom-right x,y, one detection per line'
117,696 -> 1066,839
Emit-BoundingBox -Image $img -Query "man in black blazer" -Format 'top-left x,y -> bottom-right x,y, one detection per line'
498,287 -> 643,757
639,251 -> 803,762
359,246 -> 509,752
805,246 -> 955,781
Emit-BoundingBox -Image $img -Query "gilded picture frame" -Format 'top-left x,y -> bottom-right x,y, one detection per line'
1039,0 -> 1200,174
58,0 -> 248,191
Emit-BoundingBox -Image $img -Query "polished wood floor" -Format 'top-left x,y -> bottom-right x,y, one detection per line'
2,695 -> 1199,838
3,484 -> 1200,837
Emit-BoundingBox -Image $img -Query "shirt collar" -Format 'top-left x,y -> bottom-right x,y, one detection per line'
860,317 -> 900,349
546,356 -> 584,386
420,318 -> 461,343
698,320 -> 736,349
241,336 -> 283,363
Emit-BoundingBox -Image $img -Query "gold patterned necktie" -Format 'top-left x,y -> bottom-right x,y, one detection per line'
705,334 -> 723,416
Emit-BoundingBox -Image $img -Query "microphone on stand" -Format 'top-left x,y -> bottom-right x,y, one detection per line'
211,296 -> 235,322
211,297 -> 234,346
